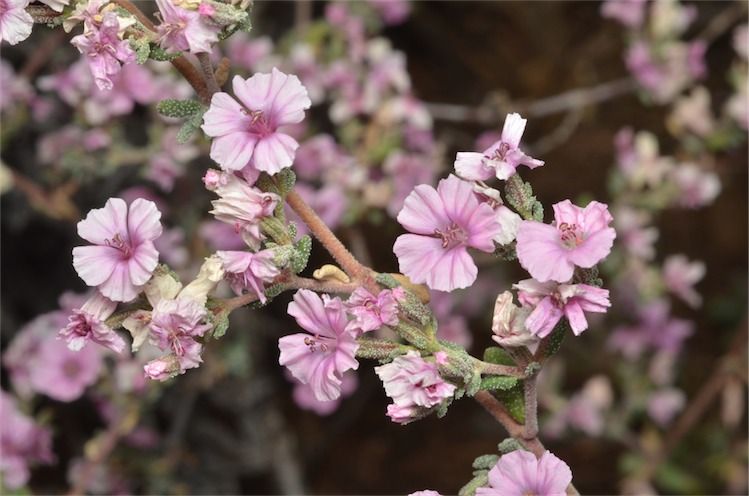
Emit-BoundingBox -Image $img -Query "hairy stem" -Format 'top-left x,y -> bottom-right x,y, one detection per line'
523,372 -> 539,439
197,52 -> 221,95
477,360 -> 526,378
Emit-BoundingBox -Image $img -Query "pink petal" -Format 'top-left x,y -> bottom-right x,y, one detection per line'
516,222 -> 575,283
77,197 -> 128,245
201,92 -> 249,136
251,132 -> 298,174
536,451 -> 573,495
127,198 -> 162,244
128,241 -> 159,286
100,263 -> 140,302
392,234 -> 443,286
209,131 -> 257,171
437,174 -> 477,227
454,152 -> 493,181
288,289 -> 335,338
466,203 -> 502,252
278,333 -> 326,383
72,245 -> 119,286
397,184 -> 449,235
500,112 -> 527,149
267,71 -> 311,126
525,297 -> 564,337
426,246 -> 478,292
567,227 -> 616,268
216,250 -> 252,273
563,300 -> 589,335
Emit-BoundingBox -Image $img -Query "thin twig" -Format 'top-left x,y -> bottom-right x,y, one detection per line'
698,1 -> 747,45
523,373 -> 539,439
197,52 -> 221,95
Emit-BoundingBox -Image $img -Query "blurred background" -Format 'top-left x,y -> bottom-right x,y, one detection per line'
1,1 -> 747,494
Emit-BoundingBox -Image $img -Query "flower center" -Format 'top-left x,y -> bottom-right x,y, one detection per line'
304,335 -> 333,353
433,222 -> 467,249
558,222 -> 584,249
490,141 -> 512,161
105,233 -> 132,258
246,109 -> 273,136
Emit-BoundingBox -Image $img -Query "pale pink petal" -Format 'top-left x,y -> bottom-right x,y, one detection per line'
426,246 -> 477,292
287,289 -> 334,338
201,92 -> 250,136
501,112 -> 527,149
567,228 -> 616,268
127,198 -> 162,244
563,300 -> 589,335
516,222 -> 575,283
100,263 -> 139,302
77,198 -> 128,245
127,242 -> 159,286
267,71 -> 311,126
252,132 -> 298,174
525,297 -> 564,337
437,174 -> 477,227
397,184 -> 449,235
454,152 -> 493,181
209,131 -> 258,171
392,234 -> 443,286
278,333 -> 327,383
216,250 -> 252,273
72,245 -> 119,286
536,451 -> 573,495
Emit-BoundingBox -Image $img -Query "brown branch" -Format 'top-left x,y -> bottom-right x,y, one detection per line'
26,4 -> 61,23
197,52 -> 221,95
20,29 -> 68,79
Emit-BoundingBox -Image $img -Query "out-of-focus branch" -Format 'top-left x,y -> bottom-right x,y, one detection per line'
698,1 -> 747,44
425,77 -> 636,125
9,169 -> 79,221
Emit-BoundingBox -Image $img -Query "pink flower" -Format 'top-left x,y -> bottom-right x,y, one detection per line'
647,388 -> 685,427
149,298 -> 212,372
384,152 -> 437,218
217,249 -> 280,304
291,371 -> 358,416
476,450 -> 572,496
0,392 -> 55,489
0,0 -> 33,46
662,255 -> 705,308
346,287 -> 400,333
454,113 -> 544,181
515,279 -> 611,337
155,0 -> 219,54
71,12 -> 135,91
375,350 -> 456,423
209,173 -> 279,249
143,355 -> 181,381
28,337 -> 103,402
201,68 -> 312,174
516,200 -> 616,283
491,291 -> 536,348
600,0 -> 647,28
669,164 -> 720,209
278,290 -> 360,402
393,175 -> 502,292
608,300 -> 693,359
58,291 -> 126,353
73,198 -> 162,302
473,184 -> 523,245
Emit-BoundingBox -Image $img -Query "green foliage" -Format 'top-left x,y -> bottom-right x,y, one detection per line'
497,438 -> 523,454
176,112 -> 205,143
544,320 -> 568,358
375,272 -> 399,288
149,45 -> 181,61
290,235 -> 312,274
480,375 -> 519,392
277,168 -> 297,196
210,309 -> 230,339
156,99 -> 204,119
483,346 -> 516,366
458,471 -> 489,496
472,454 -> 500,470
131,37 -> 151,64
504,174 -> 543,221
493,384 -> 525,424
355,339 -> 410,360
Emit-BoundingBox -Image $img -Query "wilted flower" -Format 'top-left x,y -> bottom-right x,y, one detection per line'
217,249 -> 280,304
393,175 -> 502,292
28,338 -> 103,402
149,297 -> 212,372
71,12 -> 135,90
491,291 -> 536,347
58,291 -> 125,353
346,287 -> 400,333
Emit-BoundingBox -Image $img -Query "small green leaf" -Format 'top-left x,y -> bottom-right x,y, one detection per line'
375,272 -> 399,288
156,99 -> 203,119
493,385 -> 525,423
472,454 -> 499,470
497,438 -> 523,454
480,375 -> 518,391
458,471 -> 489,496
290,235 -> 312,274
483,347 -> 515,366
149,45 -> 181,61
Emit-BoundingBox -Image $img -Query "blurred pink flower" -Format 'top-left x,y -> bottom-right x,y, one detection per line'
515,279 -> 611,337
28,337 -> 103,401
279,290 -> 360,402
217,249 -> 280,304
291,371 -> 358,416
517,200 -> 616,283
384,152 -> 437,217
346,287 -> 400,333
201,69 -> 311,174
608,300 -> 694,359
0,392 -> 55,489
455,113 -> 544,181
58,290 -> 125,353
600,0 -> 646,28
662,254 -> 705,308
375,350 -> 456,424
669,164 -> 720,209
155,0 -> 218,53
225,34 -> 275,72
367,0 -> 410,25
198,220 -> 245,251
393,175 -> 501,292
476,450 -> 572,496
73,198 -> 162,302
71,12 -> 134,91
0,0 -> 33,46
647,388 -> 686,427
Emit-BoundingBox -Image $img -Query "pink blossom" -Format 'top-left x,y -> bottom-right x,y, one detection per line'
393,175 -> 502,292
28,337 -> 103,402
209,174 -> 279,249
198,220 -> 245,251
149,297 -> 212,372
647,388 -> 685,427
476,450 -> 572,496
614,207 -> 658,260
225,33 -> 276,72
287,183 -> 347,237
669,164 -> 720,208
291,371 -> 358,416
375,350 -> 456,423
515,279 -> 610,337
155,0 -> 219,54
71,12 -> 135,91
608,300 -> 694,359
662,255 -> 705,308
473,184 -> 523,245
430,291 -> 473,349
278,290 -> 360,402
154,227 -> 189,269
600,0 -> 646,28
346,287 -> 400,333
516,200 -> 616,283
0,0 -> 33,46
58,291 -> 126,353
201,68 -> 312,174
217,249 -> 280,304
367,0 -> 410,25
0,392 -> 55,489
454,113 -> 544,181
73,198 -> 162,302
143,355 -> 181,381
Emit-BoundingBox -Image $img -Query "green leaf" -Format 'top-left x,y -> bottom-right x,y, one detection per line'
458,471 -> 489,496
504,174 -> 538,220
156,99 -> 203,119
493,385 -> 525,423
375,273 -> 399,288
149,45 -> 181,61
355,338 -> 409,360
210,309 -> 230,339
483,347 -> 515,366
472,454 -> 499,470
290,235 -> 312,274
480,375 -> 518,391
132,37 -> 151,64
497,438 -> 523,454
